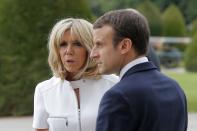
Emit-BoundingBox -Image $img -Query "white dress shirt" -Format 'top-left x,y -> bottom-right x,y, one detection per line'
32,75 -> 119,131
119,57 -> 148,79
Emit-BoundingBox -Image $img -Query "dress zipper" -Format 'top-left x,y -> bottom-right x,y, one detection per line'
79,109 -> 82,131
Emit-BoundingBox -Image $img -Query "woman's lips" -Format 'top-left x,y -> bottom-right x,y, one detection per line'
65,59 -> 75,64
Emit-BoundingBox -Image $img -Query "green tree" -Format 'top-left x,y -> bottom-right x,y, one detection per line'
152,0 -> 187,12
191,19 -> 197,36
137,0 -> 163,36
0,0 -> 92,116
89,0 -> 196,24
89,0 -> 144,16
152,0 -> 197,24
151,0 -> 196,24
185,32 -> 197,72
162,4 -> 186,37
185,0 -> 197,24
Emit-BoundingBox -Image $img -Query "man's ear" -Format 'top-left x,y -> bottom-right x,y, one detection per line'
119,38 -> 132,54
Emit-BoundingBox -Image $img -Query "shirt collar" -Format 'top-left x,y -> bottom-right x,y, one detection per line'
119,56 -> 148,79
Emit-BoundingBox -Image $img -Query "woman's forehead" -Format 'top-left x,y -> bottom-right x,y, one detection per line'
60,30 -> 78,42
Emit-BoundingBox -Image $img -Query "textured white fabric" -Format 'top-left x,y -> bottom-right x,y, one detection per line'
33,75 -> 119,131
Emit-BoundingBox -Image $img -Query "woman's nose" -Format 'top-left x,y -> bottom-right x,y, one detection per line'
66,44 -> 74,55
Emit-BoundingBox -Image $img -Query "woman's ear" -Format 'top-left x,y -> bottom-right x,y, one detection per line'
119,38 -> 132,54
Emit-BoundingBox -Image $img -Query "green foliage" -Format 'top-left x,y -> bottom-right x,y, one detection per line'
191,19 -> 197,36
152,0 -> 196,24
185,0 -> 197,24
92,0 -> 130,16
89,0 -> 196,24
137,0 -> 163,36
185,32 -> 197,72
90,0 -> 144,16
162,4 -> 187,37
152,0 -> 187,11
0,0 -> 92,116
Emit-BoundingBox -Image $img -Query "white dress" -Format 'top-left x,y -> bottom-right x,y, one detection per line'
32,75 -> 119,131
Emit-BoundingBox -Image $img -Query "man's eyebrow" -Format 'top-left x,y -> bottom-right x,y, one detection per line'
95,39 -> 103,44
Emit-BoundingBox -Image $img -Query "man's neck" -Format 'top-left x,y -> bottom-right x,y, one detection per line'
119,55 -> 148,79
118,54 -> 144,73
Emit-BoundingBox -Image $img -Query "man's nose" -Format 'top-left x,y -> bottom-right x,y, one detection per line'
90,47 -> 97,59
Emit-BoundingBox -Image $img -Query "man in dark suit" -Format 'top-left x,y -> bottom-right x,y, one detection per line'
90,9 -> 187,131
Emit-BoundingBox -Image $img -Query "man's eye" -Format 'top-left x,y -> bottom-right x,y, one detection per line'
59,41 -> 67,47
96,42 -> 102,47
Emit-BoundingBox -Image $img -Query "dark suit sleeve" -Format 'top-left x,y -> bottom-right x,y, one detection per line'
96,90 -> 131,131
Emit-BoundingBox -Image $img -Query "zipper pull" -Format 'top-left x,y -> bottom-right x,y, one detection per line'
65,118 -> 68,126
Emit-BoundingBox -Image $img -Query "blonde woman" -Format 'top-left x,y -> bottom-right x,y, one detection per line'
32,18 -> 119,131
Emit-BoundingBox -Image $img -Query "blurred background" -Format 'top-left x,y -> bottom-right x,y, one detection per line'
0,0 -> 196,130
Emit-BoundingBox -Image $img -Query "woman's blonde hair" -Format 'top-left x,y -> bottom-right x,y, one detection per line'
48,18 -> 98,80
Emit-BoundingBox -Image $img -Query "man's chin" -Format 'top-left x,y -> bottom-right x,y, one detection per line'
98,68 -> 106,75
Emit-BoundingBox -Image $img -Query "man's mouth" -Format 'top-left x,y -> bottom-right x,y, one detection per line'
97,62 -> 102,66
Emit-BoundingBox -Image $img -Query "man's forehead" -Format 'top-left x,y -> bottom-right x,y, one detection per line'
93,25 -> 114,37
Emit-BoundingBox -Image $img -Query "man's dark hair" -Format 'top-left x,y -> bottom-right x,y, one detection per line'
93,9 -> 150,55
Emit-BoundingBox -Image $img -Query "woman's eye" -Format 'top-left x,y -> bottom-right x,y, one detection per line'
59,41 -> 67,47
73,42 -> 82,47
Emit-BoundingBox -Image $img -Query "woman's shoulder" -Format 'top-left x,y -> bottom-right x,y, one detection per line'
100,74 -> 119,84
35,76 -> 62,92
84,74 -> 119,86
